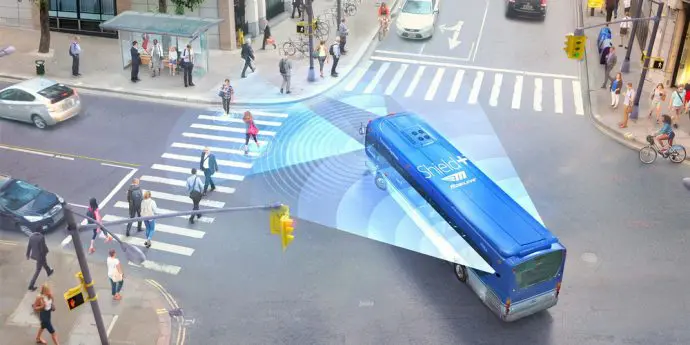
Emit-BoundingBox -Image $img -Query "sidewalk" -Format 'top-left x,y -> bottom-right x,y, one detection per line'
583,1 -> 690,157
0,0 -> 393,106
0,240 -> 177,345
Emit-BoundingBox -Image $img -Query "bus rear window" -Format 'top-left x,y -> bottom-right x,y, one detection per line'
514,250 -> 564,289
38,84 -> 73,103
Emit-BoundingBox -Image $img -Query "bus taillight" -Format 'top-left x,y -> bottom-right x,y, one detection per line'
556,281 -> 562,297
505,298 -> 511,316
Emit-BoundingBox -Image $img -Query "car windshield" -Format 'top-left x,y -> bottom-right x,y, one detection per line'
402,0 -> 433,14
37,83 -> 73,102
0,180 -> 42,211
514,250 -> 564,289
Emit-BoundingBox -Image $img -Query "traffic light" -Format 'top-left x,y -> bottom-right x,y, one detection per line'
563,33 -> 574,58
280,216 -> 295,251
270,205 -> 288,235
63,285 -> 86,311
571,35 -> 586,60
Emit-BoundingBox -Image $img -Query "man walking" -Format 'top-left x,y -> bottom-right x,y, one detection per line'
27,230 -> 53,291
338,19 -> 349,55
69,36 -> 81,77
601,47 -> 617,89
130,41 -> 141,83
241,39 -> 256,78
186,168 -> 204,224
291,0 -> 303,19
125,178 -> 143,236
330,37 -> 341,77
279,56 -> 292,94
182,44 -> 195,87
200,147 -> 219,194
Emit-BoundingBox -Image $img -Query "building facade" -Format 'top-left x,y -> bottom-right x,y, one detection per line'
0,0 -> 283,50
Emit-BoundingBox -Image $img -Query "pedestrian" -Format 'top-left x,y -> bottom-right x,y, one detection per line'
605,0 -> 615,23
26,230 -> 53,291
69,36 -> 81,77
149,38 -> 163,77
219,79 -> 234,115
329,37 -> 341,77
182,44 -> 195,87
125,178 -> 143,237
186,168 -> 204,224
200,147 -> 219,194
613,0 -> 620,18
130,41 -> 141,83
243,111 -> 261,155
241,38 -> 256,78
262,21 -> 277,50
291,0 -> 303,19
620,82 -> 634,128
619,10 -> 631,48
141,191 -> 159,248
107,249 -> 124,300
168,46 -> 178,76
338,19 -> 349,54
315,40 -> 328,78
610,72 -> 622,109
32,284 -> 59,345
622,0 -> 630,13
648,83 -> 665,122
87,197 -> 111,254
601,46 -> 617,89
279,55 -> 292,94
669,85 -> 685,129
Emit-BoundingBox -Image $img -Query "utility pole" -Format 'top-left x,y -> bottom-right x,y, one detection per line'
336,0 -> 342,32
306,0 -> 316,82
621,0 -> 646,73
632,1 -> 664,120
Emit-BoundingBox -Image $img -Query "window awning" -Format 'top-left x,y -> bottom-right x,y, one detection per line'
100,11 -> 223,38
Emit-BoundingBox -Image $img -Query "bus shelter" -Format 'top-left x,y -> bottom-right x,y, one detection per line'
100,11 -> 223,77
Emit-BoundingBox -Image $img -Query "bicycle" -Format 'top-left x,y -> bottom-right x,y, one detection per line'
378,17 -> 390,41
639,133 -> 687,164
344,2 -> 357,16
282,37 -> 309,57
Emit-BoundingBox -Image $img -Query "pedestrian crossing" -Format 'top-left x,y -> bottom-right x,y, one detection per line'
102,109 -> 289,276
344,59 -> 585,115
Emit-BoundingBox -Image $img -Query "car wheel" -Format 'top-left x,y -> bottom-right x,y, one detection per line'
31,115 -> 47,129
454,264 -> 468,283
505,5 -> 513,17
374,172 -> 387,191
15,223 -> 33,236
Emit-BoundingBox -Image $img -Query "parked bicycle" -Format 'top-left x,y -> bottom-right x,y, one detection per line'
639,133 -> 687,164
282,37 -> 310,57
343,1 -> 357,16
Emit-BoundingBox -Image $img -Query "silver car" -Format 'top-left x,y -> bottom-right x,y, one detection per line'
0,78 -> 81,129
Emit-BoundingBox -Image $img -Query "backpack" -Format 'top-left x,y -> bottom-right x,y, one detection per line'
130,187 -> 143,204
279,58 -> 287,74
329,44 -> 336,56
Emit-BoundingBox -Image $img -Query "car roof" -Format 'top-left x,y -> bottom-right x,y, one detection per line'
0,174 -> 11,187
4,78 -> 62,94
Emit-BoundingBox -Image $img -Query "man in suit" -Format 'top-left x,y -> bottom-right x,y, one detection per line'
130,41 -> 141,82
181,44 -> 195,87
200,147 -> 219,194
26,230 -> 53,291
240,39 -> 255,79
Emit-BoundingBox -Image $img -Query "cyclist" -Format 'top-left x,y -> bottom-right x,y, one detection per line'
378,2 -> 391,33
656,114 -> 674,150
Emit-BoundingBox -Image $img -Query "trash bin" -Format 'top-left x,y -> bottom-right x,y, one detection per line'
35,60 -> 45,76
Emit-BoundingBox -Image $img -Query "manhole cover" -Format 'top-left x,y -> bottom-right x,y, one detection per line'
581,252 -> 598,264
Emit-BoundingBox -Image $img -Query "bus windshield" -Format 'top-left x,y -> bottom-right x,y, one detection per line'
514,250 -> 564,289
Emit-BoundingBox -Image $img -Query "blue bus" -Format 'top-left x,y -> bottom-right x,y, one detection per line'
364,112 -> 566,322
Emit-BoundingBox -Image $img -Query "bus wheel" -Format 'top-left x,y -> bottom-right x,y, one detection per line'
454,264 -> 467,283
375,172 -> 387,191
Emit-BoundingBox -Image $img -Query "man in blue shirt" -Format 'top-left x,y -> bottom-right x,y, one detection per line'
186,168 -> 204,224
69,36 -> 81,77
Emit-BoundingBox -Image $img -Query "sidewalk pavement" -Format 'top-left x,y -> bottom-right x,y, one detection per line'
0,0 -> 395,106
0,240 -> 178,345
583,1 -> 690,158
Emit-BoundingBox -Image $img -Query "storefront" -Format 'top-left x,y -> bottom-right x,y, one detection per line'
49,0 -> 118,37
672,2 -> 690,86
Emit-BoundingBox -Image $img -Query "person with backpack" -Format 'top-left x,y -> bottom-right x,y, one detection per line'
279,56 -> 292,94
125,178 -> 143,237
240,38 -> 256,78
329,37 -> 341,77
69,36 -> 81,77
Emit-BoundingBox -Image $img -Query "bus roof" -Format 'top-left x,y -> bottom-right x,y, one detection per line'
371,112 -> 557,258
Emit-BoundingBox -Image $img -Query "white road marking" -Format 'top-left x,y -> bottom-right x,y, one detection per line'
572,80 -> 584,115
364,62 -> 390,94
0,145 -> 53,157
102,214 -> 206,239
239,110 -> 288,118
181,132 -> 268,146
489,73 -> 502,107
554,79 -> 563,114
447,70 -> 465,102
425,68 -> 446,101
151,164 -> 245,181
197,115 -> 282,127
107,315 -> 119,337
405,66 -> 426,97
512,75 -> 523,109
170,142 -> 259,157
374,49 -> 471,62
101,162 -> 135,169
468,71 -> 484,105
141,190 -> 225,208
68,203 -> 88,209
139,175 -> 235,194
345,60 -> 374,91
55,155 -> 74,160
533,78 -> 543,112
385,64 -> 408,95
190,123 -> 276,136
161,153 -> 253,169
129,260 -> 182,275
473,0 -> 490,62
113,201 -> 215,223
121,236 -> 194,256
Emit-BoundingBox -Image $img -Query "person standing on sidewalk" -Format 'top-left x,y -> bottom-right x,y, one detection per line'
605,0 -> 616,23
130,41 -> 141,83
186,168 -> 204,224
26,231 -> 53,291
620,81 -> 635,128
107,249 -> 124,300
669,85 -> 685,129
610,73 -> 623,109
601,47 -> 617,89
200,147 -> 219,194
649,83 -> 665,122
141,191 -> 159,248
241,39 -> 256,78
182,44 -> 195,87
32,284 -> 59,345
619,10 -> 631,48
69,36 -> 81,77
316,40 -> 328,78
243,111 -> 261,155
292,0 -> 303,19
126,178 -> 143,237
219,79 -> 234,115
330,37 -> 341,77
279,56 -> 292,94
149,38 -> 163,77
338,19 -> 349,55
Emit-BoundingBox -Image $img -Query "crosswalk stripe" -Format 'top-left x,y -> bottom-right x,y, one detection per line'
489,73 -> 502,107
113,201 -> 215,223
197,115 -> 282,127
447,70 -> 464,102
242,110 -> 288,118
182,132 -> 268,146
385,63 -> 408,95
139,175 -> 236,194
129,260 -> 182,275
151,164 -> 245,182
161,153 -> 253,169
190,123 -> 276,137
102,214 -> 206,239
533,78 -> 543,112
121,236 -> 194,256
468,71 -> 484,104
170,142 -> 260,157
144,190 -> 225,208
572,80 -> 584,115
554,79 -> 563,114
512,75 -> 523,109
364,62 -> 390,94
405,66 -> 426,97
345,60 -> 374,91
425,68 -> 446,101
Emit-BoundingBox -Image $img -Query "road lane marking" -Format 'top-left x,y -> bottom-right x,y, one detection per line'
140,190 -> 224,208
239,110 -> 288,118
170,142 -> 259,157
107,315 -> 119,337
447,70 -> 465,102
405,66 -> 426,97
345,60 -> 374,91
533,78 -> 543,112
68,203 -> 88,209
151,164 -> 244,181
489,73 -> 502,107
0,144 -> 139,167
102,214 -> 206,238
468,71 -> 484,105
512,75 -> 523,109
139,175 -> 235,194
197,115 -> 282,127
190,123 -> 276,136
181,132 -> 268,146
425,68 -> 446,101
385,64 -> 408,95
113,201 -> 215,223
473,0 -> 490,62
374,49 -> 471,62
364,62 -> 390,94
129,260 -> 182,275
572,80 -> 584,115
554,79 -> 563,114
121,236 -> 194,256
161,153 -> 253,169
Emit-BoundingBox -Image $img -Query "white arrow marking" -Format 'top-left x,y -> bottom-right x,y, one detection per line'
448,31 -> 461,50
439,20 -> 463,50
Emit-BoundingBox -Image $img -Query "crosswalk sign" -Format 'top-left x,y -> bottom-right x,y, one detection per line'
64,285 -> 85,311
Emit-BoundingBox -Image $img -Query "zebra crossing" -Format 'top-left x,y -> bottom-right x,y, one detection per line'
344,58 -> 585,115
103,109 -> 289,276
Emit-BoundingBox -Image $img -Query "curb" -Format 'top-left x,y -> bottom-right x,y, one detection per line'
145,279 -> 184,345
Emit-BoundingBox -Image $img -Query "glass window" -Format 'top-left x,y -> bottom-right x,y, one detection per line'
101,0 -> 115,15
80,0 -> 99,14
38,84 -> 74,102
0,89 -> 17,101
402,0 -> 433,14
0,180 -> 42,211
13,90 -> 36,102
675,24 -> 690,86
514,250 -> 564,289
58,0 -> 77,12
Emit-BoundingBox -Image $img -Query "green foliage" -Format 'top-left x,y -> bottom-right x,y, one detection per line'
171,0 -> 204,14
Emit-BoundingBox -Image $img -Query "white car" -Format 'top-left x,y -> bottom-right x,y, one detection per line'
395,0 -> 439,39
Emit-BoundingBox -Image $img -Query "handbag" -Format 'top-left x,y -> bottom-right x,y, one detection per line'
189,177 -> 202,199
248,121 -> 259,135
111,270 -> 123,283
218,89 -> 224,97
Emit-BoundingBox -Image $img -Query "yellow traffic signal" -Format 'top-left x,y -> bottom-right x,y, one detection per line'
563,33 -> 574,58
280,215 -> 295,251
571,35 -> 586,60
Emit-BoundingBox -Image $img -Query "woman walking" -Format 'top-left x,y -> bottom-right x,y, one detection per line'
669,85 -> 685,128
620,82 -> 635,128
32,284 -> 59,344
141,191 -> 159,248
649,83 -> 665,122
610,72 -> 622,109
149,38 -> 163,77
86,198 -> 111,254
315,40 -> 328,78
243,111 -> 260,155
219,79 -> 234,115
107,249 -> 124,300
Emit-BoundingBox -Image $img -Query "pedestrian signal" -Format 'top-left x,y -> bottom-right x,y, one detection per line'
63,285 -> 85,311
280,216 -> 295,251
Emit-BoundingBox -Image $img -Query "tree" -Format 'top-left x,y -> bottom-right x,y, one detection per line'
36,0 -> 50,53
171,0 -> 204,15
159,0 -> 167,13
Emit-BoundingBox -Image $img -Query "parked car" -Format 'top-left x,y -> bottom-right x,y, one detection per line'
505,0 -> 546,19
0,78 -> 81,129
395,0 -> 439,39
0,174 -> 65,236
